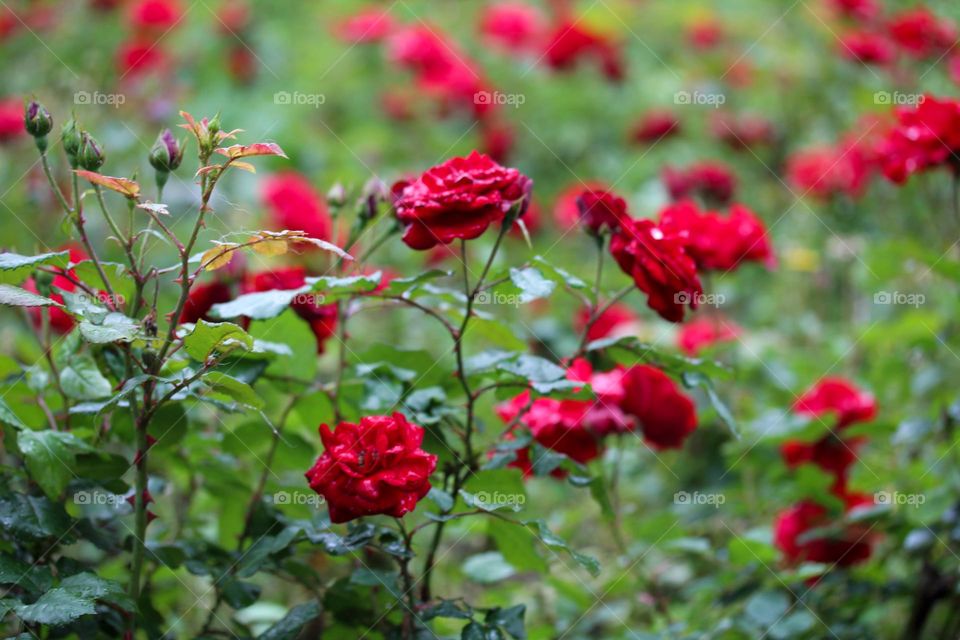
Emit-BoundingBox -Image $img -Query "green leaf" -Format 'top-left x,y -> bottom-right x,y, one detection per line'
531,255 -> 587,290
202,371 -> 264,410
256,601 -> 322,640
0,251 -> 69,285
423,599 -> 474,621
183,319 -> 254,360
682,371 -> 739,439
0,284 -> 63,308
78,312 -> 140,344
0,494 -> 74,541
60,354 -> 113,400
462,552 -> 516,583
508,267 -> 556,303
486,604 -> 526,639
17,430 -> 91,498
381,269 -> 452,297
0,555 -> 51,593
212,288 -> 305,320
14,572 -> 133,626
0,398 -> 28,429
488,518 -> 547,574
744,590 -> 791,628
307,272 -> 382,301
587,336 -> 730,379
221,579 -> 261,608
523,519 -> 600,576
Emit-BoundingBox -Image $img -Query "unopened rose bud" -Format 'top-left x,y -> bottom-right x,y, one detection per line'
62,117 -> 82,165
149,128 -> 184,173
326,182 -> 346,207
24,100 -> 53,140
77,131 -> 105,171
363,177 -> 389,202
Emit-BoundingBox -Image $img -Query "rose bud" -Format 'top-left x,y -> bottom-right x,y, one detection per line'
326,182 -> 346,207
149,128 -> 184,173
77,131 -> 105,171
24,100 -> 53,141
61,117 -> 82,165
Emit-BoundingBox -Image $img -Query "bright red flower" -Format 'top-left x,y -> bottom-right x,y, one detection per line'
480,2 -> 544,52
24,246 -> 89,334
676,317 -> 740,356
127,0 -> 182,31
261,172 -> 332,242
610,218 -> 702,323
542,19 -> 624,82
216,0 -> 250,34
630,109 -> 682,143
553,180 -> 610,230
496,390 -> 604,465
828,0 -> 880,22
575,302 -> 638,342
334,7 -> 395,44
566,359 -> 635,438
620,365 -> 698,449
180,281 -> 234,325
794,377 -> 876,429
662,162 -> 737,206
659,201 -> 775,272
781,435 -> 865,494
887,8 -> 957,59
394,151 -> 531,250
685,17 -> 724,50
575,188 -> 630,233
116,38 -> 168,77
838,30 -> 895,65
786,142 -> 873,200
306,413 -> 437,523
774,498 -> 873,567
0,98 -> 24,143
880,95 -> 960,184
245,268 -> 338,354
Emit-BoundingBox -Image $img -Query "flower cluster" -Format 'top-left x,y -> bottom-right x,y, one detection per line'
118,0 -> 183,78
879,95 -> 960,184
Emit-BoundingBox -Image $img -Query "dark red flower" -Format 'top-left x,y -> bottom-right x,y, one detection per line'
630,109 -> 682,143
685,17 -> 724,50
566,359 -> 635,438
838,30 -> 895,65
480,2 -> 544,52
245,268 -> 338,354
887,8 -> 957,59
180,282 -> 234,325
480,119 -> 515,164
610,218 -> 702,323
774,498 -> 873,567
0,97 -> 24,143
261,172 -> 332,242
575,302 -> 639,342
127,0 -> 182,31
880,95 -> 960,184
659,201 -> 775,272
781,434 -> 865,495
306,413 -> 437,523
542,20 -> 624,82
662,162 -> 737,206
553,180 -> 610,230
394,151 -> 531,250
620,365 -> 698,449
794,377 -> 877,429
676,317 -> 740,356
828,0 -> 880,22
496,390 -> 603,465
575,188 -> 630,233
334,7 -> 395,43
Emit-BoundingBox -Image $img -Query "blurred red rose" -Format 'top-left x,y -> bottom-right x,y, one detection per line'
566,358 -> 634,437
575,188 -> 630,233
480,119 -> 515,163
838,30 -> 895,65
774,498 -> 873,567
116,38 -> 168,77
794,377 -> 877,429
659,201 -> 775,272
127,0 -> 182,31
245,267 -> 338,354
542,19 -> 624,82
610,218 -> 703,323
781,434 -> 865,494
394,151 -> 531,250
306,413 -> 437,523
620,364 -> 698,449
0,97 -> 25,143
261,171 -> 332,242
880,95 -> 960,184
480,2 -> 544,52
786,142 -> 872,200
709,112 -> 776,150
685,17 -> 724,50
662,162 -> 738,206
553,180 -> 610,230
676,317 -> 740,356
179,281 -> 234,324
887,8 -> 957,59
575,302 -> 639,342
827,0 -> 880,22
334,7 -> 395,44
630,109 -> 681,144
496,390 -> 604,465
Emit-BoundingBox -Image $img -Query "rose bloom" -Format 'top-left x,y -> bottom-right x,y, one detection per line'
566,359 -> 635,438
610,218 -> 703,323
334,7 -> 395,44
116,38 -> 168,78
0,97 -> 24,143
659,201 -> 775,272
685,17 -> 724,50
575,302 -> 639,342
781,435 -> 865,495
786,143 -> 873,200
393,151 -> 531,250
553,180 -> 610,230
887,8 -> 957,59
24,246 -> 89,334
621,365 -> 698,449
261,171 -> 332,242
630,109 -> 681,144
827,0 -> 880,22
541,19 -> 624,82
794,377 -> 877,429
496,391 -> 604,465
180,281 -> 234,324
575,188 -> 630,233
774,497 -> 874,567
662,162 -> 738,206
127,0 -> 182,31
838,30 -> 895,65
245,268 -> 338,354
479,2 -> 544,53
880,95 -> 960,184
306,413 -> 437,523
709,112 -> 776,150
676,317 -> 740,356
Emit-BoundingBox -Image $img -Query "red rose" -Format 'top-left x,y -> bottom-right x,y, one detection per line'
781,435 -> 865,495
887,8 -> 957,59
685,17 -> 724,50
774,498 -> 873,567
575,302 -> 638,342
261,172 -> 332,243
180,281 -> 234,325
786,144 -> 872,200
838,30 -> 895,65
552,180 -> 610,230
116,38 -> 169,78
565,359 -> 635,438
333,8 -> 395,44
394,151 -> 532,250
575,188 -> 630,233
480,2 -> 544,53
659,201 -> 775,272
0,97 -> 24,143
620,365 -> 698,449
662,162 -> 737,206
610,218 -> 702,323
496,390 -> 603,465
127,0 -> 182,31
245,268 -> 338,354
828,0 -> 880,22
306,413 -> 437,523
880,95 -> 960,184
630,109 -> 682,144
793,377 -> 876,429
542,19 -> 624,82
676,317 -> 740,356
